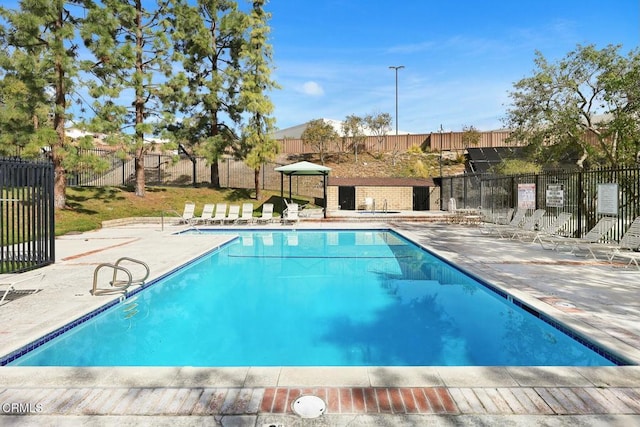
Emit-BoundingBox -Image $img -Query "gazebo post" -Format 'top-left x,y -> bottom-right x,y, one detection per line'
323,174 -> 327,218
278,172 -> 283,213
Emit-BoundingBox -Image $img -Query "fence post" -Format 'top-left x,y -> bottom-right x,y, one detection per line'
192,157 -> 196,187
577,170 -> 584,236
535,173 -> 540,209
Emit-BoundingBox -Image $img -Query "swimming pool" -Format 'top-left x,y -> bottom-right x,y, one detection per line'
5,229 -> 624,366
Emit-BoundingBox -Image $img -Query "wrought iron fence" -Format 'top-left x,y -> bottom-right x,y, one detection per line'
66,149 -> 324,198
442,167 -> 640,240
1,157 -> 55,274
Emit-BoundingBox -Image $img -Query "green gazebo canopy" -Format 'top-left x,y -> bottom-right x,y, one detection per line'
274,161 -> 331,217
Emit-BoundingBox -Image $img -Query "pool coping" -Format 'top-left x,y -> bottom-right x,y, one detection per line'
4,226 -> 635,368
1,221 -> 640,420
393,227 -> 640,367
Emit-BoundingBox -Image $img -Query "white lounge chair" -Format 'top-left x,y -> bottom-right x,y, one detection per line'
589,216 -> 640,262
256,203 -> 274,224
364,197 -> 374,211
508,209 -> 546,239
1,273 -> 44,304
281,202 -> 299,224
539,216 -> 617,252
179,202 -> 196,224
480,207 -> 527,236
487,208 -> 515,225
235,203 -> 254,224
193,203 -> 215,225
609,250 -> 640,270
522,212 -> 573,244
223,205 -> 240,224
210,203 -> 227,224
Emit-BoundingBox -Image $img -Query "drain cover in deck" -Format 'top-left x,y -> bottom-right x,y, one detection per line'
292,395 -> 326,418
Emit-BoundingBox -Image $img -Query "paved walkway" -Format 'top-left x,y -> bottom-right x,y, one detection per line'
1,220 -> 639,425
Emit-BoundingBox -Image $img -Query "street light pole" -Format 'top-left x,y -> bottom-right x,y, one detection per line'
389,65 -> 404,136
439,124 -> 444,211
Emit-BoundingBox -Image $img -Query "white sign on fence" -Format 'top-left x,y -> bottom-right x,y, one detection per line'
518,183 -> 536,209
545,184 -> 564,208
597,183 -> 619,215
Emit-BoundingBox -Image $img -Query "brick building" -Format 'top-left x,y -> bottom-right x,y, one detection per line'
327,177 -> 438,212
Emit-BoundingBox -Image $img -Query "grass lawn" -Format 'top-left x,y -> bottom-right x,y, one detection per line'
56,186 -> 317,236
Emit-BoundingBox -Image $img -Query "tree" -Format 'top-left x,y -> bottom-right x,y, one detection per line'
301,119 -> 337,165
505,44 -> 640,169
0,0 -> 90,208
364,112 -> 392,155
237,0 -> 279,200
166,0 -> 248,188
491,159 -> 541,175
461,125 -> 481,150
81,0 -> 174,197
341,114 -> 366,163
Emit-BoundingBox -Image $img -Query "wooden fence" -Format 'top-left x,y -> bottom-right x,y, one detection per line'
278,131 -> 514,154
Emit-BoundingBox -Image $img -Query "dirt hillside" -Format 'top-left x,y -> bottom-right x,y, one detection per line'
278,151 -> 465,178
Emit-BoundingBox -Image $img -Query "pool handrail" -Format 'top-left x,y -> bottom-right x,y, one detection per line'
92,257 -> 150,296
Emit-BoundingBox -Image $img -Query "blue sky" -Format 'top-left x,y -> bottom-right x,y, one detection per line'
266,0 -> 639,133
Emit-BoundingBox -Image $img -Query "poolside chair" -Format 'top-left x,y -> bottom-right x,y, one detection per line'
210,203 -> 227,224
480,207 -> 527,236
235,203 -> 254,224
256,203 -> 274,224
507,209 -> 546,240
193,203 -> 215,225
179,202 -> 196,224
481,208 -> 514,226
364,197 -> 374,211
583,216 -> 640,262
1,272 -> 44,304
611,252 -> 640,269
223,204 -> 240,224
281,202 -> 299,224
521,212 -> 573,244
538,216 -> 618,252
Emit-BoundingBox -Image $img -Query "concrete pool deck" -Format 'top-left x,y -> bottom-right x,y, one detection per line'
1,219 -> 639,425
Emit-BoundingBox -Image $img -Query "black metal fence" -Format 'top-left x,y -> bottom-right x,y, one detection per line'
1,157 -> 55,274
66,148 -> 325,198
442,167 -> 640,240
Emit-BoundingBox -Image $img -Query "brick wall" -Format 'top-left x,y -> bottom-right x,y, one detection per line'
327,185 -> 440,211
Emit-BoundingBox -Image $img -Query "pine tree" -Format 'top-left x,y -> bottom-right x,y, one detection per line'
0,0 -> 90,208
81,0 -> 174,197
166,0 -> 248,188
237,0 -> 279,200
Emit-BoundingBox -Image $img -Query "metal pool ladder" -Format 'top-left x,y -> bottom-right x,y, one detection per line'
92,257 -> 150,296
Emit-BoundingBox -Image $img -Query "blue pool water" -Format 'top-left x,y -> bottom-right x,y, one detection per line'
8,229 -> 619,366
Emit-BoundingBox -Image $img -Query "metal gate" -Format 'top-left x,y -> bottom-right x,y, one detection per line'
1,157 -> 55,273
338,186 -> 356,210
413,186 -> 430,211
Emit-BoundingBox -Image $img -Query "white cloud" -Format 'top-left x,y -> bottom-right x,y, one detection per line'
300,81 -> 325,96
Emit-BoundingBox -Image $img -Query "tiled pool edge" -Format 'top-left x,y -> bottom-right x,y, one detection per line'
4,227 -> 635,367
393,227 -> 640,367
0,237 -> 238,366
1,222 -> 640,420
